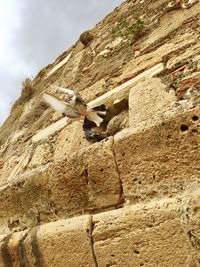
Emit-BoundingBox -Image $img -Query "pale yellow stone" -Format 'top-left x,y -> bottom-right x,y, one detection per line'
53,120 -> 89,161
129,77 -> 176,127
114,106 -> 200,203
93,197 -> 194,267
89,63 -> 164,108
141,1 -> 200,51
45,52 -> 72,79
24,216 -> 96,267
32,117 -> 69,142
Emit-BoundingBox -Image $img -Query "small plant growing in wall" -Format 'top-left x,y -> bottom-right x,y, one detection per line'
21,77 -> 34,102
111,15 -> 144,43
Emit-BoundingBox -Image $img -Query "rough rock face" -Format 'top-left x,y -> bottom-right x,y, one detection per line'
0,0 -> 200,266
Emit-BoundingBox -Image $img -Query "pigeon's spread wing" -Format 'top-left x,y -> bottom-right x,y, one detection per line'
43,93 -> 80,118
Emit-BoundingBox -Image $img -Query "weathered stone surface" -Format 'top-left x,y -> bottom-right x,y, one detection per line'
29,143 -> 51,168
93,198 -> 194,267
89,63 -> 164,108
53,120 -> 90,162
0,167 -> 50,235
49,137 -> 122,214
129,77 -> 176,127
117,31 -> 197,84
60,50 -> 85,85
32,117 -> 69,142
166,43 -> 200,70
45,52 -> 72,79
1,0 -> 200,266
141,1 -> 200,52
23,215 -> 96,267
114,106 -> 200,203
80,78 -> 107,102
2,191 -> 200,267
0,137 -> 122,234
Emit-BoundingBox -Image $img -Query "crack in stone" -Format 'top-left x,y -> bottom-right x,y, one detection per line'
111,138 -> 125,205
177,196 -> 200,263
90,215 -> 98,267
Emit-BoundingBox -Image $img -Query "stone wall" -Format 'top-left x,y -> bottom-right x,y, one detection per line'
0,0 -> 200,266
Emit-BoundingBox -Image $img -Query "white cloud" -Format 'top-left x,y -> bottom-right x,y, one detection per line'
0,0 -> 123,126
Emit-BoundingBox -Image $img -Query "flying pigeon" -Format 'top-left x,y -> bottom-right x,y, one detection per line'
43,86 -> 107,142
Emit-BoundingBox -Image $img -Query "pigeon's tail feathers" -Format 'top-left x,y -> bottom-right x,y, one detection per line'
43,93 -> 80,118
91,104 -> 106,117
86,111 -> 104,127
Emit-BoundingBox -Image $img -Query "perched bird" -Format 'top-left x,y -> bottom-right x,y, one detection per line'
43,86 -> 107,142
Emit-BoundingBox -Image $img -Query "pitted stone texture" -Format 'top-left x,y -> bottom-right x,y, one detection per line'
141,1 -> 200,52
93,198 -> 194,267
53,120 -> 90,162
0,168 -> 51,235
80,79 -> 108,103
0,138 -> 122,234
49,137 -> 122,215
32,117 -> 69,142
129,78 -> 176,127
23,215 -> 95,267
114,106 -> 200,203
117,30 -> 197,84
60,50 -> 85,86
89,63 -> 164,108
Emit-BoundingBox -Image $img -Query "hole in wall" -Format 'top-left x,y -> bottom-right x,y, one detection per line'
192,115 -> 199,121
180,124 -> 189,132
134,249 -> 140,254
192,128 -> 198,133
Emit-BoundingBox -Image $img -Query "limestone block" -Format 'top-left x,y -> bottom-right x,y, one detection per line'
49,137 -> 122,214
32,117 -> 69,142
80,79 -> 107,102
45,52 -> 72,79
29,144 -> 49,168
89,63 -> 164,108
23,215 -> 96,267
53,120 -> 90,162
114,106 -> 200,203
0,138 -> 122,234
166,43 -> 200,70
117,31 -> 196,84
129,77 -> 176,127
0,168 -> 50,234
60,50 -> 85,85
32,63 -> 164,144
141,1 -> 200,52
93,198 -> 194,267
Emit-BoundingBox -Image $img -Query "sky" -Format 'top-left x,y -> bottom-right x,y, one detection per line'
0,0 -> 123,126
